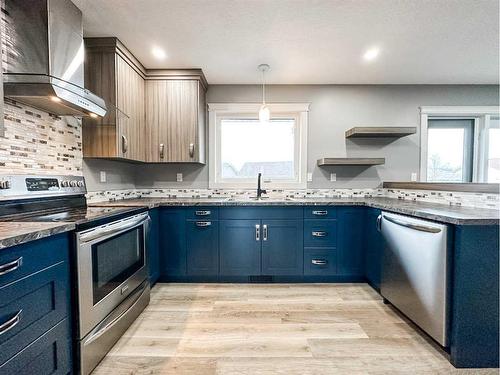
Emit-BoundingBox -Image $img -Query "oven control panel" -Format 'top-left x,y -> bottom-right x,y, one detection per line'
0,175 -> 86,200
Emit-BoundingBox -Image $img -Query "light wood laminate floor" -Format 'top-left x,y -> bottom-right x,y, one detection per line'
93,283 -> 497,374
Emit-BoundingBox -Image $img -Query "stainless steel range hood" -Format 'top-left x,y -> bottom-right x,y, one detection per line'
2,0 -> 106,117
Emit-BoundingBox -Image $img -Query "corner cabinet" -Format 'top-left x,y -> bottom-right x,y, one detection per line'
145,71 -> 207,163
83,37 -> 146,161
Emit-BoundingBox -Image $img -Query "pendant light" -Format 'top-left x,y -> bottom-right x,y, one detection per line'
258,64 -> 270,122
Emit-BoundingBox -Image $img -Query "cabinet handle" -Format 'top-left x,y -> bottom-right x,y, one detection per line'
0,310 -> 22,336
312,259 -> 327,266
121,135 -> 128,153
376,214 -> 382,232
255,224 -> 260,241
189,143 -> 195,158
263,224 -> 268,241
312,210 -> 328,216
159,143 -> 165,159
0,257 -> 22,276
312,231 -> 327,237
196,221 -> 212,227
195,210 -> 211,216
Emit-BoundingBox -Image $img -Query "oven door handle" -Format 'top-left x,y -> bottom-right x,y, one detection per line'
83,281 -> 148,346
78,213 -> 149,243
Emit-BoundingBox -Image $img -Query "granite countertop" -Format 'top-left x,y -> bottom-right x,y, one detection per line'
89,197 -> 499,225
0,206 -> 146,250
0,222 -> 75,250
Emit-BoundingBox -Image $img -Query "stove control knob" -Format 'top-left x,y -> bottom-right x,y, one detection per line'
77,181 -> 85,187
0,180 -> 11,189
70,180 -> 78,187
60,180 -> 69,188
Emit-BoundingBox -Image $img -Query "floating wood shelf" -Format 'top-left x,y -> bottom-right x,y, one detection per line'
345,127 -> 416,138
317,158 -> 385,166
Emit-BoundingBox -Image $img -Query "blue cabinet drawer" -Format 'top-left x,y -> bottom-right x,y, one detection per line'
0,261 -> 69,366
186,207 -> 218,220
304,206 -> 337,219
304,248 -> 337,276
186,220 -> 219,276
0,234 -> 69,289
220,207 -> 302,220
304,220 -> 337,247
0,318 -> 71,375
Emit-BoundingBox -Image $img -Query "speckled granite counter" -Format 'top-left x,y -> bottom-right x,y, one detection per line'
89,197 -> 499,225
0,222 -> 75,250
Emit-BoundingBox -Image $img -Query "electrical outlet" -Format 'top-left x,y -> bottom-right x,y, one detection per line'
411,172 -> 418,181
307,172 -> 313,182
100,171 -> 106,183
330,173 -> 336,182
176,173 -> 183,182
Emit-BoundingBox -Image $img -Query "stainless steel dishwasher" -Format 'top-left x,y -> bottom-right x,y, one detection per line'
378,211 -> 451,346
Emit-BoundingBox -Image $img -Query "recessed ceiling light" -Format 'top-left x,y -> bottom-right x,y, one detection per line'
363,47 -> 380,61
152,46 -> 167,60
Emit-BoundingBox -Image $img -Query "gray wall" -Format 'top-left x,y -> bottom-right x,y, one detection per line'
85,84 -> 499,191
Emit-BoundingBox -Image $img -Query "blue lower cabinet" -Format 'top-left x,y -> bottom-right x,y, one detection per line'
0,318 -> 71,375
262,220 -> 303,276
186,220 -> 219,276
304,247 -> 337,276
450,225 -> 499,368
364,208 -> 383,290
147,208 -> 160,285
337,207 -> 365,278
304,220 -> 337,247
159,208 -> 187,277
219,220 -> 261,276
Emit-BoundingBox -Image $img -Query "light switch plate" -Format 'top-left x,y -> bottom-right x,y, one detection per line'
307,172 -> 313,182
176,173 -> 183,182
411,172 -> 418,181
99,171 -> 106,183
330,173 -> 336,182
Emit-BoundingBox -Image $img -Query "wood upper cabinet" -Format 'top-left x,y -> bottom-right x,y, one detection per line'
82,38 -> 146,161
145,72 -> 207,163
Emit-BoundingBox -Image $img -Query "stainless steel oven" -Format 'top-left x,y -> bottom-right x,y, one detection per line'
75,212 -> 151,375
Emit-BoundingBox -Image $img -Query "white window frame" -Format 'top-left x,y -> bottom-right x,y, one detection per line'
208,102 -> 310,189
420,106 -> 500,182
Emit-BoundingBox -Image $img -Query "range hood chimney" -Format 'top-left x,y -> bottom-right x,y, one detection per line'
2,0 -> 106,117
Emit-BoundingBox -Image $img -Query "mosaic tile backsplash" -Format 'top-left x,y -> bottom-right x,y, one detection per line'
0,100 -> 82,175
86,187 -> 499,210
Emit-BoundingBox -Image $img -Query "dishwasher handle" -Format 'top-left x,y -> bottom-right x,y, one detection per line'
383,214 -> 441,234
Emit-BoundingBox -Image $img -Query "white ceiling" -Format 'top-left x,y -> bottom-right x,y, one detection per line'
73,0 -> 499,84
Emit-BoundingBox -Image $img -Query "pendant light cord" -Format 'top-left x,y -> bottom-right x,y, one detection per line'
262,69 -> 266,105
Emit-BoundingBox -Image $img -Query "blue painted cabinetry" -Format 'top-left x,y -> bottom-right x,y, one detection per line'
0,234 -> 72,375
337,207 -> 365,279
159,208 -> 187,277
219,219 -> 261,276
186,219 -> 219,276
261,219 -> 303,275
364,208 -> 383,290
147,208 -> 160,285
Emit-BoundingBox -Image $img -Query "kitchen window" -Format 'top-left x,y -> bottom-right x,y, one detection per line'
420,107 -> 500,183
208,103 -> 309,189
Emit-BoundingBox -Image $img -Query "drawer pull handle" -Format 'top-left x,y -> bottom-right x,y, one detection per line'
312,210 -> 328,216
189,143 -> 195,158
159,143 -> 165,159
196,221 -> 212,227
0,310 -> 22,336
0,257 -> 23,276
255,224 -> 260,241
263,224 -> 268,241
312,259 -> 327,265
312,231 -> 327,237
195,210 -> 211,216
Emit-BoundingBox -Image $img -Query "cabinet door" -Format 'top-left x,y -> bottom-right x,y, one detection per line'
159,209 -> 186,277
186,220 -> 219,276
219,220 -> 261,276
147,209 -> 160,285
337,207 -> 365,277
364,208 -> 383,289
116,55 -> 145,161
160,80 -> 199,162
262,220 -> 303,275
144,80 -> 166,162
